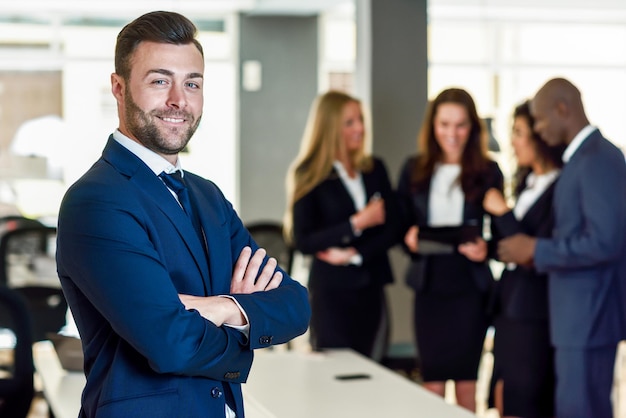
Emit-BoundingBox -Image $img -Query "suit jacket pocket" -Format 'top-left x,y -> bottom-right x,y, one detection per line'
97,389 -> 179,418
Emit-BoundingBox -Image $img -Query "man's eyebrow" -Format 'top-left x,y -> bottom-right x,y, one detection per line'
147,69 -> 203,79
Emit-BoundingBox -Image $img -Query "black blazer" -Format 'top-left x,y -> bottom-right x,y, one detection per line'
491,180 -> 557,320
397,156 -> 503,293
292,157 -> 397,290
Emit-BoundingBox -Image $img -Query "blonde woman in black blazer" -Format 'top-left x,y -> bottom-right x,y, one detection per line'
397,88 -> 503,412
285,91 -> 397,360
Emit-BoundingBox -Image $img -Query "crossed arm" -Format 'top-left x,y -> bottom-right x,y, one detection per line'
179,246 -> 283,326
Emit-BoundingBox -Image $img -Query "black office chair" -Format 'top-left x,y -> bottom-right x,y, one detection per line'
13,286 -> 67,343
0,285 -> 34,418
0,215 -> 43,232
0,223 -> 57,287
0,224 -> 68,342
245,221 -> 294,275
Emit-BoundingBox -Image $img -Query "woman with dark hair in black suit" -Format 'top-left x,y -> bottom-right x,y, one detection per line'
284,91 -> 397,361
484,100 -> 566,418
397,87 -> 503,412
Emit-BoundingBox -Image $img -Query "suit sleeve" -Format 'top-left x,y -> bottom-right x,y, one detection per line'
534,147 -> 626,272
352,159 -> 399,259
292,187 -> 355,254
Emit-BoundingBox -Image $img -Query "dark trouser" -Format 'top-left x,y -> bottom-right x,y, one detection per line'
555,344 -> 616,418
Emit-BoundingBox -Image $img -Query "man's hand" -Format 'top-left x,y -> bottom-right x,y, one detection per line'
178,294 -> 244,327
230,246 -> 283,294
458,237 -> 488,262
498,233 -> 536,266
178,246 -> 283,326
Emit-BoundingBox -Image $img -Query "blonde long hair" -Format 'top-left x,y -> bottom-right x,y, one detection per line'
284,91 -> 373,242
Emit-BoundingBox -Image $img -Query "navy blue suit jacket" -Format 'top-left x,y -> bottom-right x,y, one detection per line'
56,137 -> 310,417
534,129 -> 626,348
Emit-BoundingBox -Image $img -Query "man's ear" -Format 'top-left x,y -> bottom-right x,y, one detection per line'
556,100 -> 569,118
111,73 -> 125,102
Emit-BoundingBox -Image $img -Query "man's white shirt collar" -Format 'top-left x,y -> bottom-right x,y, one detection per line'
112,129 -> 182,176
563,125 -> 596,163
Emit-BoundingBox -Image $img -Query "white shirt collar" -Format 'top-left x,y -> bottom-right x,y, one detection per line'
562,125 -> 596,163
112,129 -> 182,176
525,169 -> 560,190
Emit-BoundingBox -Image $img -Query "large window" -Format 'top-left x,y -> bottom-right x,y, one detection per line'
428,2 -> 626,179
0,13 -> 237,217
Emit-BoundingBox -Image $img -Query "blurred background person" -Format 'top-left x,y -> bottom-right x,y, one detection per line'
397,87 -> 503,411
285,91 -> 398,361
497,78 -> 626,418
484,100 -> 565,418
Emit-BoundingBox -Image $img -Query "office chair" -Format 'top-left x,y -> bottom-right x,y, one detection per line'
0,285 -> 34,418
0,224 -> 68,342
0,223 -> 57,287
13,286 -> 68,343
245,221 -> 294,276
0,215 -> 44,244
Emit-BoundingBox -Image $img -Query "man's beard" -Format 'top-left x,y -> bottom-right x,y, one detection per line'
123,91 -> 201,155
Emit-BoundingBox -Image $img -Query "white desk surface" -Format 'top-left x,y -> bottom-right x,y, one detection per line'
32,341 -> 84,418
33,343 -> 473,418
243,348 -> 474,418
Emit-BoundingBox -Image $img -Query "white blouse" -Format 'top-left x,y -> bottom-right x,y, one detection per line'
333,161 -> 366,211
428,164 -> 464,227
513,170 -> 560,220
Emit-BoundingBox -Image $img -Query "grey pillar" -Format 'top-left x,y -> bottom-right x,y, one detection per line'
355,0 -> 428,351
356,0 -> 428,183
238,14 -> 318,224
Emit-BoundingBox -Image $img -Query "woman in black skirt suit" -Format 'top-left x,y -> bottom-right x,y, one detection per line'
285,91 -> 398,361
397,88 -> 503,412
484,100 -> 565,418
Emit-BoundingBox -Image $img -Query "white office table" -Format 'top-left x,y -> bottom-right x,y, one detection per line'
32,341 -> 84,418
243,348 -> 474,418
33,342 -> 473,418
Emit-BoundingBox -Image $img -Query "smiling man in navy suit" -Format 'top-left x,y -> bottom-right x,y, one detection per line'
56,11 -> 310,418
498,78 -> 626,418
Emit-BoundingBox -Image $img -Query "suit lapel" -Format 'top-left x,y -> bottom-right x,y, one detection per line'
101,137 -> 212,294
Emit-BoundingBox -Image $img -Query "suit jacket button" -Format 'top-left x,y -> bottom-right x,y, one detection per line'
259,336 -> 272,345
211,387 -> 223,398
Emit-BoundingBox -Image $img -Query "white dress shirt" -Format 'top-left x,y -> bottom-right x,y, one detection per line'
562,124 -> 596,163
333,160 -> 365,265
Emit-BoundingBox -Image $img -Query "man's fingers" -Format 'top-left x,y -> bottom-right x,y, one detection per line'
254,256 -> 278,289
242,248 -> 266,284
232,247 -> 284,294
233,246 -> 252,282
264,271 -> 283,291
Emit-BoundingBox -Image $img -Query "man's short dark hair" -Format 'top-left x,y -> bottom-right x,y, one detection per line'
115,11 -> 204,81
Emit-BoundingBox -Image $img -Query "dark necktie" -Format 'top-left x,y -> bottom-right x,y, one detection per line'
159,171 -> 204,246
